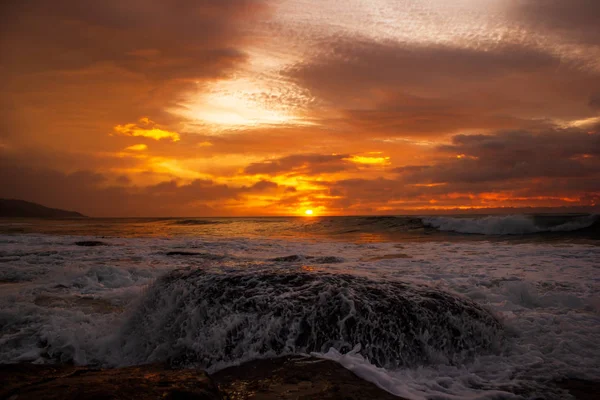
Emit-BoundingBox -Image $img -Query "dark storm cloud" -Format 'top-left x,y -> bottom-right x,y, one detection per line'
244,154 -> 357,175
288,39 -> 600,136
290,41 -> 558,97
249,180 -> 279,191
513,0 -> 600,44
395,129 -> 600,184
0,0 -> 264,78
590,94 -> 600,111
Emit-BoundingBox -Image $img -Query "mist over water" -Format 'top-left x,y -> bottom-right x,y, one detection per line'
1,214 -> 599,399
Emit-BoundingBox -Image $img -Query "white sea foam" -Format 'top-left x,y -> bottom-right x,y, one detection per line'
1,233 -> 599,399
422,214 -> 598,235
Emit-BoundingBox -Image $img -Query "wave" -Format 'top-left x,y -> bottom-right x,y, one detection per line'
422,214 -> 599,235
301,216 -> 426,236
172,219 -> 224,226
114,270 -> 504,370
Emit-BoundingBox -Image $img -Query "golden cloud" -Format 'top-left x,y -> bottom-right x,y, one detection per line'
124,144 -> 148,151
114,117 -> 180,142
346,153 -> 391,165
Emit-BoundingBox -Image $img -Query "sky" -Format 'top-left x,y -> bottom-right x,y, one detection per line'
1,0 -> 599,217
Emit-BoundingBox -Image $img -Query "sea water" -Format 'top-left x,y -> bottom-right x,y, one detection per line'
0,215 -> 599,399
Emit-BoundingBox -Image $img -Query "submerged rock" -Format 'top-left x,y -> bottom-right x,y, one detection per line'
74,241 -> 108,247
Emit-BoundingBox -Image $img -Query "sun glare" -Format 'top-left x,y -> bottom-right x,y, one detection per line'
304,209 -> 314,216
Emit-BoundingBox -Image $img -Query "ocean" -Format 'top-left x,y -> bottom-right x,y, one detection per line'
1,214 -> 599,399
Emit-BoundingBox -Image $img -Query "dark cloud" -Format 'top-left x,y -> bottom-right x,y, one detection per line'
249,180 -> 279,191
396,129 -> 600,184
319,127 -> 600,212
0,0 -> 264,78
288,39 -> 600,136
590,94 -> 600,111
513,0 -> 600,45
244,154 -> 356,176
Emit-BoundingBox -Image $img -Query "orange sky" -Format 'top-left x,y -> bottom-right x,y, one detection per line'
1,0 -> 599,217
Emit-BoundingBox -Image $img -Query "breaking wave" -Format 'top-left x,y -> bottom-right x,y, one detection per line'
422,214 -> 599,235
297,214 -> 599,238
172,219 -> 224,226
114,270 -> 504,370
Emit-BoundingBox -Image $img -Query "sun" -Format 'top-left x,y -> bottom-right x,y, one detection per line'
304,209 -> 314,216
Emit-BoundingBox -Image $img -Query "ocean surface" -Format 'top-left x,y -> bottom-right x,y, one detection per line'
1,214 -> 599,399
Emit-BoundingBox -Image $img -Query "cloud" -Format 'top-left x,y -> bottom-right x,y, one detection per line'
512,0 -> 600,45
0,0 -> 268,153
124,144 -> 148,152
391,129 -> 600,187
346,153 -> 390,166
0,162 -> 266,217
288,39 -> 600,137
2,1 -> 600,215
249,180 -> 279,192
114,118 -> 180,142
318,126 -> 600,212
0,0 -> 265,78
590,94 -> 600,111
244,154 -> 356,176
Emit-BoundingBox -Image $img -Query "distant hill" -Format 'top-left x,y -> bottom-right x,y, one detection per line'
0,199 -> 86,218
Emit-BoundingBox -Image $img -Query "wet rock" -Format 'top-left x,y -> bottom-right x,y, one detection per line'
270,255 -> 304,262
74,241 -> 108,247
0,363 -> 223,400
270,255 -> 344,264
213,356 -> 404,400
121,271 -> 503,370
313,256 -> 345,264
555,379 -> 600,400
0,358 -> 402,400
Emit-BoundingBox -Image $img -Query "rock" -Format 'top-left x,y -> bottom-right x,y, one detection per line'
2,360 -> 599,400
213,356 -> 404,400
269,255 -> 304,262
74,241 -> 108,247
555,379 -> 600,400
269,255 -> 344,264
120,271 -> 503,369
0,363 -> 223,400
0,358 -> 401,400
